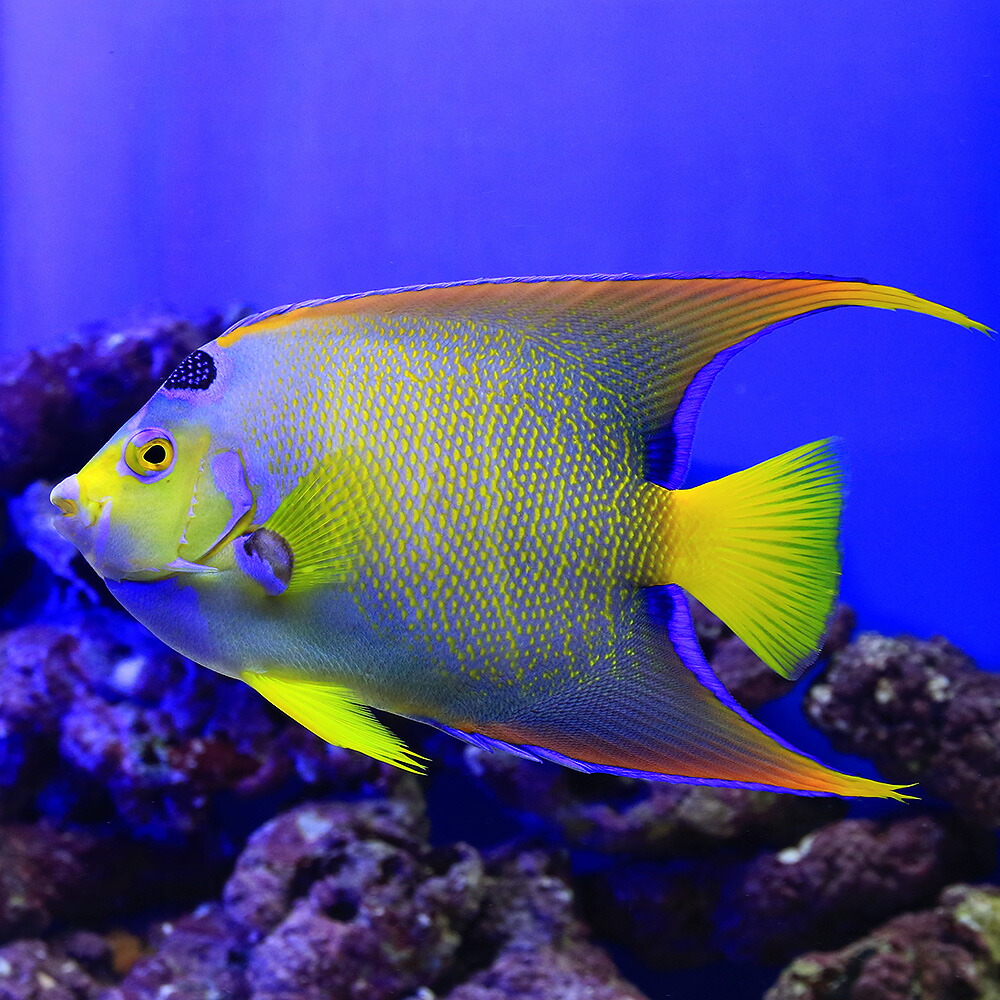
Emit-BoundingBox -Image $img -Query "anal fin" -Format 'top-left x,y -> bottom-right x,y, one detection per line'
436,592 -> 913,800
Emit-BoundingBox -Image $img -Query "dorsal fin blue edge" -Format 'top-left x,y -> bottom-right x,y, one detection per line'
224,270 -> 867,334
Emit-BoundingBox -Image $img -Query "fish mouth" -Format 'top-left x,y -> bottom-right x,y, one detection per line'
51,456 -> 259,584
50,477 -> 113,566
50,481 -> 257,585
51,475 -> 104,531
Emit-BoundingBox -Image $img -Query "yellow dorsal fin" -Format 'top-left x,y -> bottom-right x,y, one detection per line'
243,671 -> 427,772
650,439 -> 844,680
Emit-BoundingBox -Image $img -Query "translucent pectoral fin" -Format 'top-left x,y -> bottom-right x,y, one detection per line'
243,671 -> 427,773
235,451 -> 370,597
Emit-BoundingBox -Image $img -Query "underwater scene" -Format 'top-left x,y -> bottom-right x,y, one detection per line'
1,4 -> 997,999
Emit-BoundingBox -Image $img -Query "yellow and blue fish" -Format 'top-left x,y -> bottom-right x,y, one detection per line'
49,274 -> 990,798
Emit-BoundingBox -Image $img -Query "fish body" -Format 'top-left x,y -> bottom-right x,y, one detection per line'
50,275 -> 990,796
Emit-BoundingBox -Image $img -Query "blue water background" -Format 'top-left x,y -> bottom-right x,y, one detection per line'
0,8 -> 996,691
0,5 -> 997,998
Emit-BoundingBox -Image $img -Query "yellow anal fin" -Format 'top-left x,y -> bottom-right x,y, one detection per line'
652,439 -> 843,680
243,671 -> 427,773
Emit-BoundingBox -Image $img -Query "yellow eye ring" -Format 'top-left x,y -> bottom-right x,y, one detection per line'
124,430 -> 176,478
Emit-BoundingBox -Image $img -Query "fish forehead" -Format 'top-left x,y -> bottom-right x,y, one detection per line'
219,313 -> 655,700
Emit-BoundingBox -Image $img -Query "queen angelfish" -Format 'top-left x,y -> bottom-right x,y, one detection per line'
50,275 -> 991,797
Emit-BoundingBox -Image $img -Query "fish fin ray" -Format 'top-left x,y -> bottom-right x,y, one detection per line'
249,452 -> 367,594
438,593 -> 912,800
219,273 -> 989,484
243,671 -> 427,772
651,438 -> 844,680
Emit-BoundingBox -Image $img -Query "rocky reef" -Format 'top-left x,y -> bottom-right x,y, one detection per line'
765,884 -> 1000,1000
1,315 -> 998,999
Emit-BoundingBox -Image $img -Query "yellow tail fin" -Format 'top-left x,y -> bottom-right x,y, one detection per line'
655,439 -> 843,679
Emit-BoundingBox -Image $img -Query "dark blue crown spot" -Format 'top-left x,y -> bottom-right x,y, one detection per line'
163,349 -> 217,391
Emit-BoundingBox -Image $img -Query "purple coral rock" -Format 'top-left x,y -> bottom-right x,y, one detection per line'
580,814 -> 994,971
709,634 -> 797,710
0,940 -> 101,1000
0,626 -> 79,731
447,848 -> 652,1000
720,815 -> 996,963
463,748 -> 843,856
223,794 -> 430,937
0,819 -> 250,939
225,795 -> 486,1000
116,797 -> 651,1000
805,632 -> 1000,826
766,884 -> 1000,1000
106,904 -> 248,1000
691,601 -> 855,710
0,315 -> 217,495
0,823 -> 121,941
0,612 -> 405,836
444,946 -> 650,1000
90,789 -> 658,1000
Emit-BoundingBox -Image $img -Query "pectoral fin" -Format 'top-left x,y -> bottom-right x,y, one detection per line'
234,451 -> 368,596
243,671 -> 427,773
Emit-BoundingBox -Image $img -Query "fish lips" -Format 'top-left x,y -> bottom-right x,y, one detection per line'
50,474 -> 223,583
50,479 -> 123,579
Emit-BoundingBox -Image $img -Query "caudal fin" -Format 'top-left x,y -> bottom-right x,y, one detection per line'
651,439 -> 843,679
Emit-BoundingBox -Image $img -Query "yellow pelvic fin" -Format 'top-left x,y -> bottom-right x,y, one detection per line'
243,671 -> 427,773
260,451 -> 368,594
652,439 -> 844,680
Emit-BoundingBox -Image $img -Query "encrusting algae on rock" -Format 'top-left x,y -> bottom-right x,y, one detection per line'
766,884 -> 1000,1000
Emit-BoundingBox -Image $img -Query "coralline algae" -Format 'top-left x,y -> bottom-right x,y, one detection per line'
1,314 -> 999,999
766,884 -> 1000,1000
805,632 -> 1000,827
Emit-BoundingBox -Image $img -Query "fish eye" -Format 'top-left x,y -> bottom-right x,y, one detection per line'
124,429 -> 176,478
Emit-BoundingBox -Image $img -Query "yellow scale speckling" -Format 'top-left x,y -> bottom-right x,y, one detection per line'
236,312 -> 660,696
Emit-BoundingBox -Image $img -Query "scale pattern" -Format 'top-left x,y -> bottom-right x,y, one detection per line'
234,313 -> 662,699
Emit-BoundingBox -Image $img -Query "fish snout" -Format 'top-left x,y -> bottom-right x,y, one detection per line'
50,475 -> 103,530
